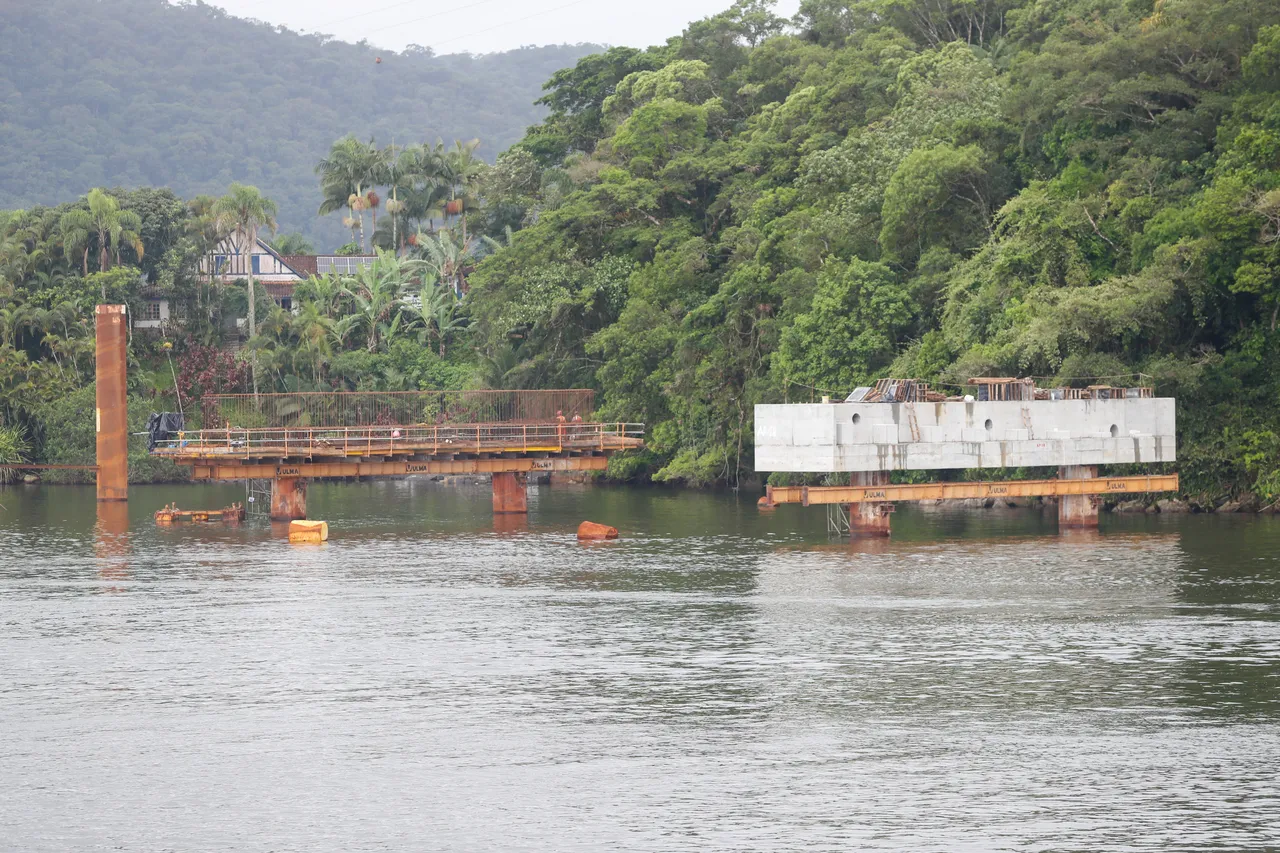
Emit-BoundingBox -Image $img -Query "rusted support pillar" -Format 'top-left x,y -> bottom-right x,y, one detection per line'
1059,465 -> 1100,529
492,472 -> 528,514
270,477 -> 308,521
95,305 -> 129,502
849,471 -> 892,537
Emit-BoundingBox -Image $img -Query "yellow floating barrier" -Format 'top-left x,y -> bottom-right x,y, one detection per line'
288,520 -> 329,544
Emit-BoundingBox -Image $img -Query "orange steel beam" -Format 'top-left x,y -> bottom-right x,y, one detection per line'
150,424 -> 644,463
767,474 -> 1179,506
5,464 -> 100,471
188,456 -> 610,481
95,305 -> 129,502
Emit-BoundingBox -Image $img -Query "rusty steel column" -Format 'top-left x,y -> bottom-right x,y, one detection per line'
1059,465 -> 1100,529
492,472 -> 528,514
95,305 -> 129,502
270,477 -> 308,521
849,471 -> 892,537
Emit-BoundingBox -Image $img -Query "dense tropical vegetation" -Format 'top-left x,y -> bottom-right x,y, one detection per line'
461,0 -> 1280,503
3,0 -> 1280,507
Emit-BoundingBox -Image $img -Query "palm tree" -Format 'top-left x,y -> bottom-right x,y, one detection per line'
438,139 -> 485,242
413,229 -> 482,297
339,250 -> 425,353
269,233 -> 316,255
404,277 -> 462,357
292,301 -> 333,385
58,189 -> 144,294
58,212 -> 93,277
213,183 -> 278,396
316,136 -> 383,253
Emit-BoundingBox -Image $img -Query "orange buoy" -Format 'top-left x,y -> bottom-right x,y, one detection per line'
289,520 -> 329,544
757,495 -> 776,510
577,521 -> 618,541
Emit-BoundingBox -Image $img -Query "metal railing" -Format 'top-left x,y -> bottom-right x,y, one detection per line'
199,389 -> 596,430
152,422 -> 645,459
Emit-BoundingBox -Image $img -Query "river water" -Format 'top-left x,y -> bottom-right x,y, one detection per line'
2,482 -> 1279,851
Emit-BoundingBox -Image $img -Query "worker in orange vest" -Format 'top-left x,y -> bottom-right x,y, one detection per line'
556,410 -> 567,444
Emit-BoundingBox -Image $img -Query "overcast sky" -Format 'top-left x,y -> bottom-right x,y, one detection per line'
202,0 -> 803,55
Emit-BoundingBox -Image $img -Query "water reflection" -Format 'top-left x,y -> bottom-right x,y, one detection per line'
492,513 -> 528,536
2,484 -> 1279,851
93,500 -> 131,582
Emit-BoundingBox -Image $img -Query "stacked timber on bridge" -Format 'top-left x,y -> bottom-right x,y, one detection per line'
755,379 -> 1178,537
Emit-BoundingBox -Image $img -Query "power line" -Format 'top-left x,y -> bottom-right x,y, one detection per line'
318,0 -> 505,31
364,0 -> 594,44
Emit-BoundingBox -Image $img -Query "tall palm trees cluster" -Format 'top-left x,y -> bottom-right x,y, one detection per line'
316,135 -> 486,257
247,250 -> 464,391
57,189 -> 144,290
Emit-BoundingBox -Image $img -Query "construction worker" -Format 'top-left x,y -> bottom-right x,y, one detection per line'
556,410 -> 567,445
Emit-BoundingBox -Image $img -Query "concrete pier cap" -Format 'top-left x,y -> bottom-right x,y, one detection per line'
754,398 -> 1175,473
755,379 -> 1176,536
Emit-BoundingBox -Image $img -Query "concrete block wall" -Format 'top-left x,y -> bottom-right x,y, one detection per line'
755,399 -> 1176,473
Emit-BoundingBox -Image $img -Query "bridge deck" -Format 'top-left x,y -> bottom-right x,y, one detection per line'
152,423 -> 644,476
766,474 -> 1179,506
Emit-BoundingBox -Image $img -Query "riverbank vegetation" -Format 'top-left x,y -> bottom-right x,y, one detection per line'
3,0 -> 1280,507
466,0 -> 1280,504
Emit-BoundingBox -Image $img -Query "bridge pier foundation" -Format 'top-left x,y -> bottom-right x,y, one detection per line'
492,472 -> 528,514
270,477 -> 308,521
849,471 -> 892,537
1058,465 -> 1100,529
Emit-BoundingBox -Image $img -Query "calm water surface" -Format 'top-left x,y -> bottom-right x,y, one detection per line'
2,482 -> 1279,851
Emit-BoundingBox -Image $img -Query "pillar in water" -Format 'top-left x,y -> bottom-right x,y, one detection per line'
1059,464 -> 1100,529
850,470 -> 892,538
95,305 -> 129,502
270,477 -> 308,521
492,472 -> 529,514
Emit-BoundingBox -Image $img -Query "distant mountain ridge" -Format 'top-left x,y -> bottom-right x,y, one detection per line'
0,0 -> 602,247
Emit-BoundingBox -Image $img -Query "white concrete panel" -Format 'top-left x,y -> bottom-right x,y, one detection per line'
757,399 -> 1177,472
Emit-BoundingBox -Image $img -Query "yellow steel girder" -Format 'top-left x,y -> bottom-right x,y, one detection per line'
766,474 -> 1179,506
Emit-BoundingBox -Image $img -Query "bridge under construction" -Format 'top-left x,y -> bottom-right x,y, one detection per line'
89,305 -> 643,520
756,378 -> 1180,537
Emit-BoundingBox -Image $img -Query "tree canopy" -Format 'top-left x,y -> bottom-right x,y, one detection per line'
0,0 -> 602,248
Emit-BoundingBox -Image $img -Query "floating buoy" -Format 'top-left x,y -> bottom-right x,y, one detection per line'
375,56 -> 383,64
577,521 -> 618,541
289,520 -> 329,544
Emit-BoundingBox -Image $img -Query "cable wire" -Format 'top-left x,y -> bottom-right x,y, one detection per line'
364,0 -> 593,44
318,0 -> 505,31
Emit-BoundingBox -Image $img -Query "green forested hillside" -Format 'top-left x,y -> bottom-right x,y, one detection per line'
0,0 -> 599,246
467,0 -> 1280,501
4,0 -> 1280,506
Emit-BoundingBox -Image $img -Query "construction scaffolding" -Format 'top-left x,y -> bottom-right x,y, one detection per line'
199,389 -> 597,430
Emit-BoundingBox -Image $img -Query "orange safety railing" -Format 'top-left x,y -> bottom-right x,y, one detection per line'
151,423 -> 646,459
199,389 -> 596,430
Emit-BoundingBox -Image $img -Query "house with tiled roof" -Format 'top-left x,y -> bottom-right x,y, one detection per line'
198,229 -> 377,310
135,230 -> 379,331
